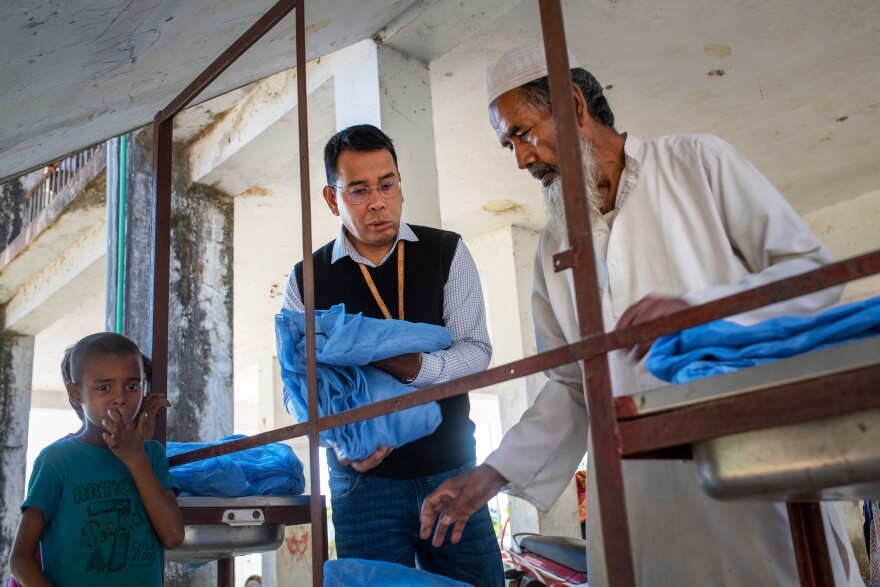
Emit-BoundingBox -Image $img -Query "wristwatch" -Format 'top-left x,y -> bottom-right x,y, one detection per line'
398,374 -> 416,385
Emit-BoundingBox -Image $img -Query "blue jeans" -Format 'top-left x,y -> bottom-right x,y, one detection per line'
329,461 -> 504,587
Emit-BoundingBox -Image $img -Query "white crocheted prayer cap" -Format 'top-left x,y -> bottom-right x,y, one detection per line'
485,40 -> 581,104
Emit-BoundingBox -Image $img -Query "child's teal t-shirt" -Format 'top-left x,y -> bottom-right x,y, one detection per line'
22,437 -> 179,587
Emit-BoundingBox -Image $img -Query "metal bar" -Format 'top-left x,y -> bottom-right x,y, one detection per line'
168,421 -> 309,466
158,0 -> 297,122
293,3 -> 324,585
539,2 -> 635,585
151,113 -> 173,444
217,556 -> 234,587
316,341 -> 586,430
167,246 -> 880,465
602,250 -> 880,358
623,446 -> 693,460
168,332 -> 616,466
787,503 -> 834,587
619,363 -> 880,455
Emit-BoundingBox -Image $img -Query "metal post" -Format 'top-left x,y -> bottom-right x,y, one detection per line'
787,503 -> 834,586
539,1 -> 636,585
151,113 -> 173,444
217,556 -> 235,587
293,1 -> 325,584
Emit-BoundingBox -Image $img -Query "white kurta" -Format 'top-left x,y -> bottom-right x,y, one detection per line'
484,133 -> 863,586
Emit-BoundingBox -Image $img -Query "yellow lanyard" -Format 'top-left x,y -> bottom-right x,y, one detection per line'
358,240 -> 404,320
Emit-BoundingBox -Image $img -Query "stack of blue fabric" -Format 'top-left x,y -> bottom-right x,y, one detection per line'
324,559 -> 473,586
275,304 -> 451,461
647,295 -> 880,384
167,435 -> 305,497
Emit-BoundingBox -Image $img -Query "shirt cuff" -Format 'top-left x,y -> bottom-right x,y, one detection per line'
412,352 -> 441,387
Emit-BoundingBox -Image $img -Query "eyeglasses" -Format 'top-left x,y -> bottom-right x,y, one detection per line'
331,177 -> 402,205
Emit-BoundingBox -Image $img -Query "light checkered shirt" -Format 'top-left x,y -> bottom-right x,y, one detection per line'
282,223 -> 492,387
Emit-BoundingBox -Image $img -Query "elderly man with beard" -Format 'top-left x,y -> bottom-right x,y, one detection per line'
420,41 -> 863,586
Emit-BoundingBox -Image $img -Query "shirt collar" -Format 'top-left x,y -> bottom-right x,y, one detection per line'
331,222 -> 419,267
614,133 -> 643,211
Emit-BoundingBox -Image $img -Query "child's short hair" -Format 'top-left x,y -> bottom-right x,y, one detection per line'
61,346 -> 74,386
67,332 -> 144,385
61,346 -> 85,421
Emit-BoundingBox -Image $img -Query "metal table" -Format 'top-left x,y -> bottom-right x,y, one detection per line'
167,495 -> 327,587
622,336 -> 880,501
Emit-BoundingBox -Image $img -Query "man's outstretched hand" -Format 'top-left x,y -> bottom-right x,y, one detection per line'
419,464 -> 508,547
616,295 -> 690,359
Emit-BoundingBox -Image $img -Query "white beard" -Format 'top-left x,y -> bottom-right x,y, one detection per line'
542,141 -> 604,247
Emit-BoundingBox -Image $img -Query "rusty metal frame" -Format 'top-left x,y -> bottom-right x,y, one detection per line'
178,497 -> 329,587
788,503 -> 836,585
618,363 -> 880,456
168,251 -> 880,466
148,0 -> 880,586
149,1 -> 331,585
179,498 -> 328,587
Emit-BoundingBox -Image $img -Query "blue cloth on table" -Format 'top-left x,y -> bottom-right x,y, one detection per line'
647,295 -> 880,384
275,304 -> 450,461
324,559 -> 473,587
167,435 -> 305,497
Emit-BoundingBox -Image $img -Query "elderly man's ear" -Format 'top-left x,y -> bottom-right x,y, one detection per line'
572,83 -> 589,127
323,185 -> 340,216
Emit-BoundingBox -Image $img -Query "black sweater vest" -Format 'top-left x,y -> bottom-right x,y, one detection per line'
294,225 -> 476,479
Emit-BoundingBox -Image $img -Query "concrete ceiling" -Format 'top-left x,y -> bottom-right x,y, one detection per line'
4,0 -> 879,221
0,0 -> 429,182
177,0 -> 880,241
430,0 -> 880,238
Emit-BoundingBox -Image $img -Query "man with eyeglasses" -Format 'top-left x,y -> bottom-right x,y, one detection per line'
281,124 -> 503,586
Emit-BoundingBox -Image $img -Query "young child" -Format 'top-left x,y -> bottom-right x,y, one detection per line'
9,332 -> 184,586
8,345 -> 173,587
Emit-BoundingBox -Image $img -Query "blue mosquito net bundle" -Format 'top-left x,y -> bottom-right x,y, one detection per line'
647,295 -> 880,384
167,435 -> 305,497
324,559 -> 473,587
275,304 -> 451,461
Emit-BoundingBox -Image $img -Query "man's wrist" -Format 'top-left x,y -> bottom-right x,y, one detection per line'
398,353 -> 423,384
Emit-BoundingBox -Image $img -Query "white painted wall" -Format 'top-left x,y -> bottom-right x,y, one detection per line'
803,189 -> 880,302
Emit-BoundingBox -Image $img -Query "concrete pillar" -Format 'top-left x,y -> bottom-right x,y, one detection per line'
123,129 -> 234,440
122,130 -> 158,354
124,129 -> 235,586
332,39 -> 442,227
166,181 -> 234,440
0,179 -> 27,250
0,333 -> 34,580
803,189 -> 880,302
470,225 -> 582,539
